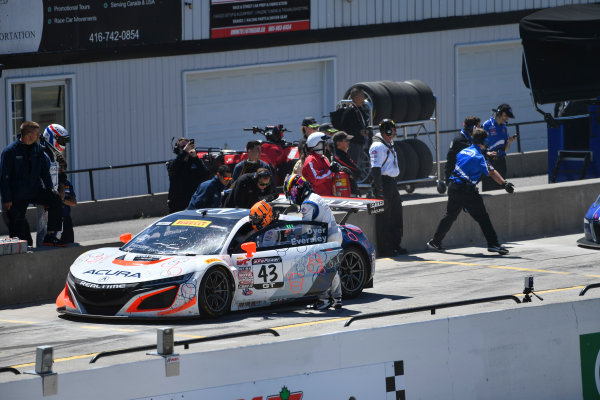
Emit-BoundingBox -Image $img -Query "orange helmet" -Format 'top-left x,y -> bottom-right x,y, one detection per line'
250,200 -> 276,231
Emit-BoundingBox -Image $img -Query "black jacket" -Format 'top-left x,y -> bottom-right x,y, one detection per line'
167,152 -> 210,213
340,104 -> 368,146
0,140 -> 52,203
444,130 -> 472,184
231,172 -> 273,209
333,149 -> 360,194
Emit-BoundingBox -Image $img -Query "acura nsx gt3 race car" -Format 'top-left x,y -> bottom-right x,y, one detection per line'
577,194 -> 600,249
56,208 -> 376,318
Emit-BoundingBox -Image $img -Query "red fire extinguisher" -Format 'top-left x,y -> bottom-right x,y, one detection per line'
333,171 -> 352,197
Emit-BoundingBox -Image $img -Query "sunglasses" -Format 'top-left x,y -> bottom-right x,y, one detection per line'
222,176 -> 232,182
257,181 -> 270,187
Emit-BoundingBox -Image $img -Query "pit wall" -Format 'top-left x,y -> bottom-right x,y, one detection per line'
3,297 -> 600,399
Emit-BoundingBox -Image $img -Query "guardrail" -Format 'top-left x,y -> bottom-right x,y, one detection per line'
65,120 -> 546,201
89,328 -> 279,363
343,295 -> 522,327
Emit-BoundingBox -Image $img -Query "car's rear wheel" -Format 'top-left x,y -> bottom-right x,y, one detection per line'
340,246 -> 369,299
198,266 -> 233,318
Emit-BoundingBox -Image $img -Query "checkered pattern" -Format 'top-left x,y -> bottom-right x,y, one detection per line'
385,360 -> 405,400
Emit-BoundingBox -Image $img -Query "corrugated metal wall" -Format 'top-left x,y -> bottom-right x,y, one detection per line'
183,0 -> 593,40
1,0 -> 595,200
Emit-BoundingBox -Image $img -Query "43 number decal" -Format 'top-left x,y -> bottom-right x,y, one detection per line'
252,257 -> 284,289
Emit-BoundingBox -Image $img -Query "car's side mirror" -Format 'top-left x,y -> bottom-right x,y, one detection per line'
241,241 -> 256,258
119,233 -> 132,244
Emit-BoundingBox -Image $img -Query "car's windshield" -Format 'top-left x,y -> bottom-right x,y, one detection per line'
121,214 -> 239,255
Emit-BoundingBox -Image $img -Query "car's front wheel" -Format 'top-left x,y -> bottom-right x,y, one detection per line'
198,266 -> 233,318
339,246 -> 369,299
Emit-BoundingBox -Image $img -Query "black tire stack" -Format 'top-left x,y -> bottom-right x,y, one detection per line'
343,80 -> 436,181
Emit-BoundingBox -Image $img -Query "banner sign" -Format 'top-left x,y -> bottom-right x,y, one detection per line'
210,0 -> 310,39
0,0 -> 181,55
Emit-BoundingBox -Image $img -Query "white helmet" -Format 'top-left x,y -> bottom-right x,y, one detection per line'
306,132 -> 328,154
43,124 -> 70,153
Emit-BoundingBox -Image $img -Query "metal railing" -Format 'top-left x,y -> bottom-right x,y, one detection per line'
66,160 -> 167,201
344,295 -> 522,327
65,119 -> 546,201
89,328 -> 279,363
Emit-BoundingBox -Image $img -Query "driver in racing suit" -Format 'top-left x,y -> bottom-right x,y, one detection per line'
284,173 -> 343,310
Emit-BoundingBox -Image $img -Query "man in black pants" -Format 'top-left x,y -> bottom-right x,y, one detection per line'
0,121 -> 62,246
369,119 -> 406,256
444,116 -> 480,185
427,128 -> 515,255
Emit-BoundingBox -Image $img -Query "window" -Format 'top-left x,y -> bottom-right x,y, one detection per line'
6,76 -> 73,149
253,221 -> 329,250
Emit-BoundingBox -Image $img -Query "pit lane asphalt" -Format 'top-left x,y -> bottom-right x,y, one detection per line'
1,231 -> 599,382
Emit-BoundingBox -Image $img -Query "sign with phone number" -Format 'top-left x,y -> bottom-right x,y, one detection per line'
0,0 -> 180,55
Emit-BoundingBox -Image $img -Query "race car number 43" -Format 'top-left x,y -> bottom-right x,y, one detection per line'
252,257 -> 284,289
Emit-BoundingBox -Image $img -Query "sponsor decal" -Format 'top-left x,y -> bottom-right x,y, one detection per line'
76,280 -> 127,289
156,221 -> 172,225
238,266 -> 253,286
83,269 -> 141,278
237,258 -> 251,266
205,258 -> 221,264
252,257 -> 284,290
580,332 -> 600,398
133,255 -> 160,262
242,288 -> 253,296
172,219 -> 212,228
239,386 -> 303,400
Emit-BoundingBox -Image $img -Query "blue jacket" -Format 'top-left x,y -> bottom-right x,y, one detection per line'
187,176 -> 226,210
450,144 -> 491,186
482,117 -> 508,157
0,140 -> 52,203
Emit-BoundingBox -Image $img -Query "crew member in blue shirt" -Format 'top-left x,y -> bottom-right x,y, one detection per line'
187,165 -> 232,210
444,115 -> 480,185
481,103 -> 517,191
426,128 -> 514,255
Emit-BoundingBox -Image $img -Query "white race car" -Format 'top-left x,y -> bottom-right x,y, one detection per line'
56,208 -> 376,318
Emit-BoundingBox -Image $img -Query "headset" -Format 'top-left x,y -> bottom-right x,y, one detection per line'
379,119 -> 396,136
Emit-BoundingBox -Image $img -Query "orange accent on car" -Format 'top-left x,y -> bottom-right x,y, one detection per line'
119,233 -> 132,243
56,284 -> 76,309
112,257 -> 171,266
157,296 -> 197,316
126,286 -> 177,313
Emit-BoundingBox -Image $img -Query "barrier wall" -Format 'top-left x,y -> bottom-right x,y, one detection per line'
3,297 -> 600,399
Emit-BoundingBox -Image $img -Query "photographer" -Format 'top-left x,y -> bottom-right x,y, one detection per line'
427,128 -> 514,255
167,138 -> 210,213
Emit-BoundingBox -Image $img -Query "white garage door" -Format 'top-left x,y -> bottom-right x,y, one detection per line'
185,60 -> 334,151
457,41 -> 546,152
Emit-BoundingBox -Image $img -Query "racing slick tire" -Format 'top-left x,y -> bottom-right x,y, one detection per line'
340,246 -> 369,299
405,138 -> 433,179
405,80 -> 435,121
344,81 -> 393,124
394,141 -> 419,181
198,265 -> 233,318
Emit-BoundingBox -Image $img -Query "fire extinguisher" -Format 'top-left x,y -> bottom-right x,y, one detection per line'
333,171 -> 352,197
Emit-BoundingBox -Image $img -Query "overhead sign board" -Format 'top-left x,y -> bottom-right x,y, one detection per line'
210,0 -> 310,39
0,0 -> 181,55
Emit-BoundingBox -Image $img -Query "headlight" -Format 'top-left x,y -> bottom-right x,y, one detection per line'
139,273 -> 194,289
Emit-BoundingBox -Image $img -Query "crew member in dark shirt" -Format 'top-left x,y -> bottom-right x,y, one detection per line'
332,131 -> 360,195
230,168 -> 274,209
167,138 -> 210,213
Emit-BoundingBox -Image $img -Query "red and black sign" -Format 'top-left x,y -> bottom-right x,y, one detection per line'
210,0 -> 310,39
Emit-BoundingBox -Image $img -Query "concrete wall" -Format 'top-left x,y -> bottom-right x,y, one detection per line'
3,297 -> 600,399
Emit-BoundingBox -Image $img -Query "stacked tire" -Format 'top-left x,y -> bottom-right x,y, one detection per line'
343,79 -> 435,123
343,79 -> 435,181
